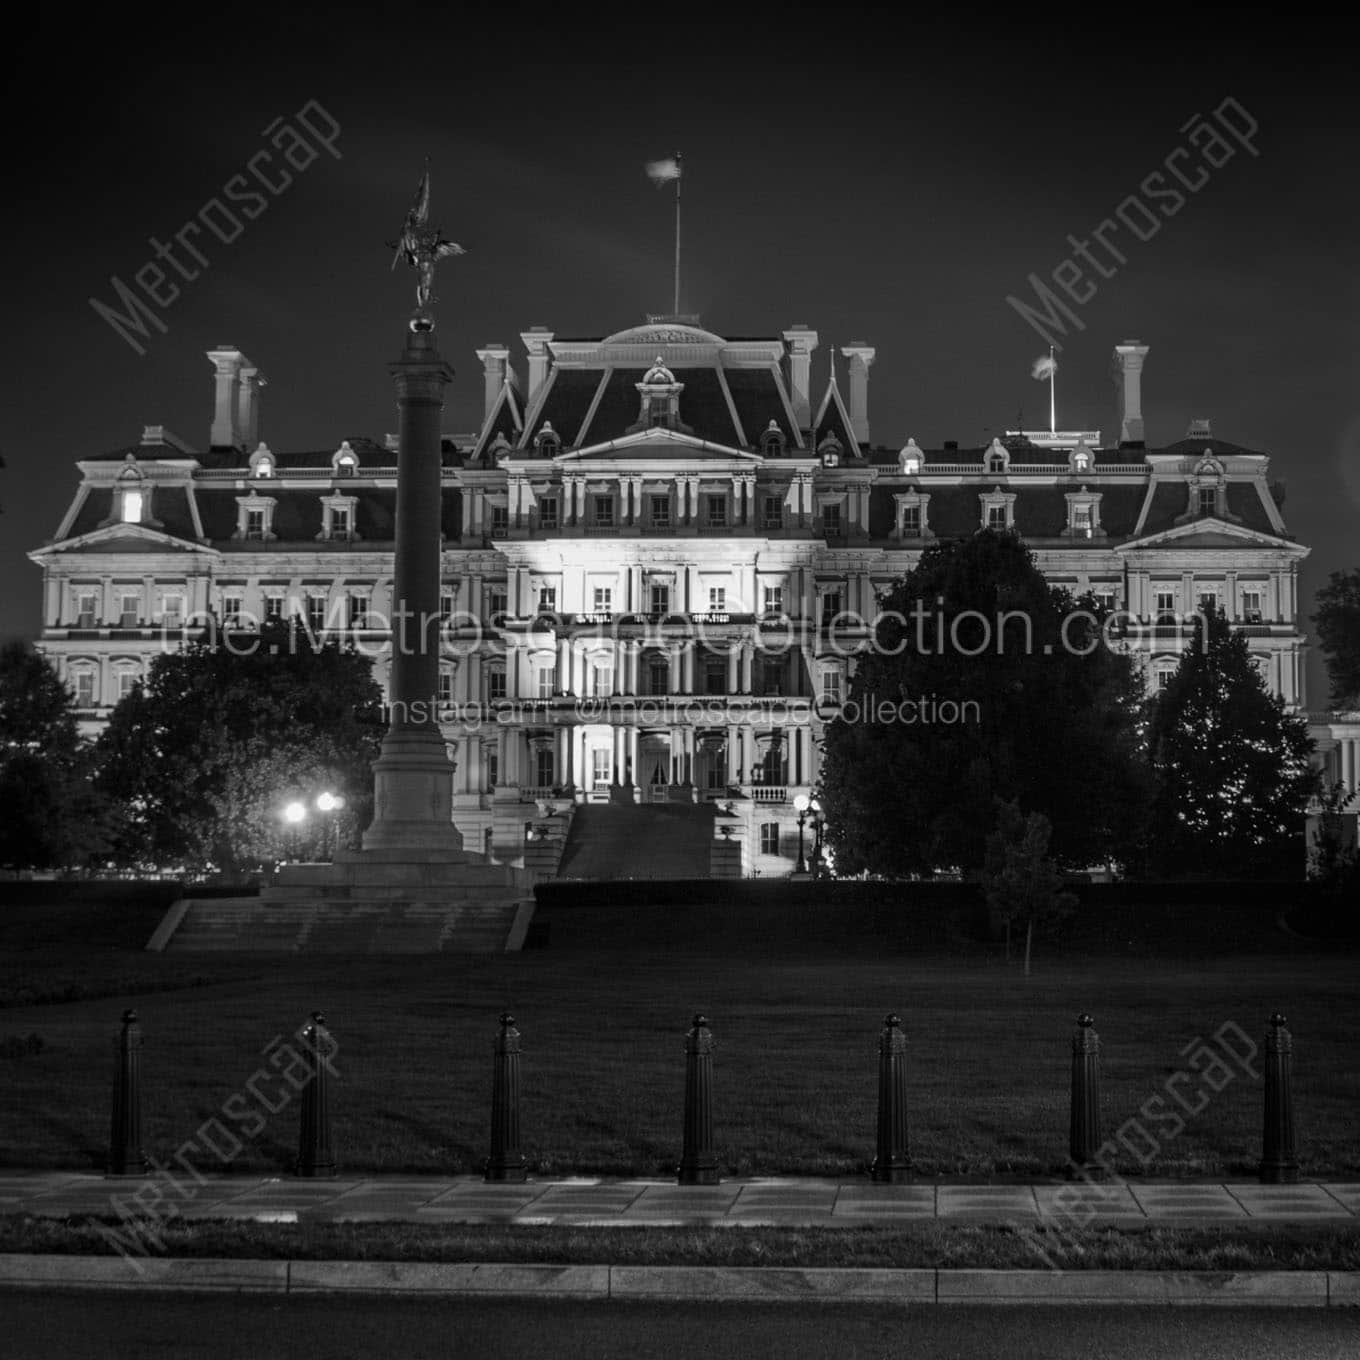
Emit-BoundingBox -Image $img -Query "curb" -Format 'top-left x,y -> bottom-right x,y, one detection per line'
1,1256 -> 1357,1305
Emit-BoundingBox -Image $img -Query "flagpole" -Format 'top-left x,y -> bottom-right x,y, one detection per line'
1048,344 -> 1056,435
673,153 -> 682,316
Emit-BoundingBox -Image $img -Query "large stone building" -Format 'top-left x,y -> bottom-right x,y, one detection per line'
29,322 -> 1360,872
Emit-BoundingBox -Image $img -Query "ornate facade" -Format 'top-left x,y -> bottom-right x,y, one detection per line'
29,324 -> 1359,872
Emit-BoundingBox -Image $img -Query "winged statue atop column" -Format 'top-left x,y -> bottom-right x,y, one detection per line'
389,164 -> 465,326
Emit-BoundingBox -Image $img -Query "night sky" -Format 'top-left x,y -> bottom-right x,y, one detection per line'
4,13 -> 1357,706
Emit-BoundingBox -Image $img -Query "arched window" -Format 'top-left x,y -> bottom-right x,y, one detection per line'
760,420 -> 785,458
535,421 -> 561,457
250,443 -> 275,478
332,441 -> 359,476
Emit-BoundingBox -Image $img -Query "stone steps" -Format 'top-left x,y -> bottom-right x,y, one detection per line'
557,803 -> 719,880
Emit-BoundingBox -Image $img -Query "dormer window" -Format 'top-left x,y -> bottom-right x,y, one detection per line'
985,440 -> 1010,475
318,493 -> 359,542
115,460 -> 150,524
1187,453 -> 1226,520
634,356 -> 685,430
234,495 -> 277,542
535,422 -> 561,457
893,492 -> 931,540
1197,487 -> 1217,516
332,441 -> 359,477
760,421 -> 786,457
120,488 -> 144,523
980,488 -> 1016,531
1064,488 -> 1103,539
817,434 -> 843,467
250,443 -> 275,478
898,439 -> 924,474
1070,443 -> 1093,473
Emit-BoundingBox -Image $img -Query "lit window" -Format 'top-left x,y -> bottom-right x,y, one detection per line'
118,591 -> 139,628
264,593 -> 285,621
1072,503 -> 1093,531
336,453 -> 357,477
763,585 -> 783,614
1242,589 -> 1263,624
74,590 -> 98,628
759,823 -> 780,855
708,587 -> 726,612
592,663 -> 612,697
255,457 -> 273,478
159,594 -> 184,628
121,489 -> 144,523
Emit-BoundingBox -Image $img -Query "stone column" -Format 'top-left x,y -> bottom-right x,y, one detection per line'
363,324 -> 463,855
840,344 -> 875,445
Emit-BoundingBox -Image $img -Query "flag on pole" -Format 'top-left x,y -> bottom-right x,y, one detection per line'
1031,353 -> 1057,381
646,155 -> 682,184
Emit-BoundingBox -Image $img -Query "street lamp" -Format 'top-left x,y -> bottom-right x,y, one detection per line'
281,800 -> 307,863
809,797 -> 825,876
793,792 -> 810,875
315,791 -> 346,862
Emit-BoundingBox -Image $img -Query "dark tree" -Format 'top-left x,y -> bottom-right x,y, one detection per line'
0,641 -> 111,869
981,800 -> 1078,975
819,530 -> 1151,877
95,621 -> 383,874
1312,569 -> 1360,710
1147,608 -> 1317,876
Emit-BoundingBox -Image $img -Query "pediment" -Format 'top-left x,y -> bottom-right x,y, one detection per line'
555,428 -> 764,464
1118,518 -> 1294,552
30,523 -> 211,558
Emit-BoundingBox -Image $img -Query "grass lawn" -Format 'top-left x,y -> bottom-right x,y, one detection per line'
1,897 -> 1357,1179
6,1216 -> 1359,1271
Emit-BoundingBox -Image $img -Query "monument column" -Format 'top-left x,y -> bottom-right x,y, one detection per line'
363,323 -> 464,854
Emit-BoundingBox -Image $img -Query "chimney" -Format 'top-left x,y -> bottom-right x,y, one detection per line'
207,346 -> 262,450
475,344 -> 516,423
1111,339 -> 1150,445
840,342 -> 876,445
782,326 -> 819,431
520,328 -> 554,408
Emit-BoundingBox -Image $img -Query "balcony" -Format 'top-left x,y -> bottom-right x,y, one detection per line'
750,785 -> 788,804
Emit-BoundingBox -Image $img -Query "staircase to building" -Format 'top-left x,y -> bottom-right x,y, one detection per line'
555,802 -> 719,880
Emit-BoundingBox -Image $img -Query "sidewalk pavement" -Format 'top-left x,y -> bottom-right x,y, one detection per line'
4,1173 -> 1359,1227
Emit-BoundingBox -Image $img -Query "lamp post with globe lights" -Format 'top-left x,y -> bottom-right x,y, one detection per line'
792,792 -> 811,876
281,801 -> 307,864
809,797 -> 826,876
315,791 -> 346,862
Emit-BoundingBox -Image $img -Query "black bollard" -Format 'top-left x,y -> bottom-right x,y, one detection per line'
870,1014 -> 912,1183
677,1013 -> 719,1186
108,1009 -> 149,1177
486,1012 -> 528,1183
296,1012 -> 337,1178
1259,1012 -> 1299,1184
1068,1013 -> 1106,1181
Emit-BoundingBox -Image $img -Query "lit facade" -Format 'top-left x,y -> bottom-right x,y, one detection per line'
29,326 -> 1359,871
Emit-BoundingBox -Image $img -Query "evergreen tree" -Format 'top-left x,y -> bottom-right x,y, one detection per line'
982,800 -> 1078,975
95,621 -> 383,873
1312,568 -> 1360,710
819,530 -> 1151,876
1147,607 -> 1317,875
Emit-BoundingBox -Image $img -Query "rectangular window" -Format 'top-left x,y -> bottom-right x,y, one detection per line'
705,494 -> 727,528
264,593 -> 285,622
331,505 -> 352,538
438,670 -> 454,704
490,505 -> 509,538
307,594 -> 328,634
440,592 -> 455,623
1242,589 -> 1263,624
987,504 -> 1008,529
708,586 -> 726,612
538,497 -> 559,529
121,489 -> 143,523
1072,503 -> 1093,530
593,586 -> 612,613
763,584 -> 783,614
75,590 -> 98,628
486,586 -> 508,623
1155,667 -> 1175,690
593,495 -> 614,527
762,496 -> 782,530
902,504 -> 922,536
537,667 -> 556,699
486,669 -> 506,702
1155,589 -> 1177,624
821,590 -> 843,626
245,508 -> 266,540
1093,590 -> 1116,614
762,661 -> 784,696
1198,487 -> 1217,516
704,659 -> 726,696
822,503 -> 842,535
348,594 -> 370,629
650,583 -> 670,615
590,748 -> 611,790
706,753 -> 726,789
118,591 -> 140,628
486,748 -> 499,790
1197,587 -> 1220,616
115,670 -> 138,701
159,593 -> 184,628
537,585 -> 557,614
649,495 -> 671,529
535,747 -> 555,788
72,670 -> 95,707
222,594 -> 244,625
822,670 -> 843,703
649,660 -> 669,695
591,663 -> 612,697
759,823 -> 780,855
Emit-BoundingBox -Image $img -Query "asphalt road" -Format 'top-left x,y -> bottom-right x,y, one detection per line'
5,1291 -> 1358,1359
